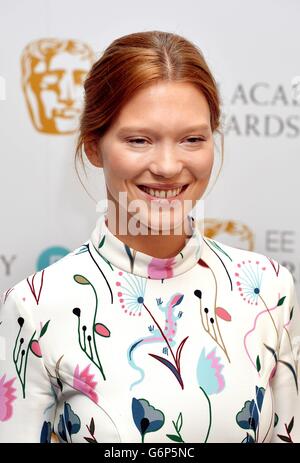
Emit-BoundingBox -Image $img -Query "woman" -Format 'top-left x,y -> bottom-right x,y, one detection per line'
1,30 -> 299,443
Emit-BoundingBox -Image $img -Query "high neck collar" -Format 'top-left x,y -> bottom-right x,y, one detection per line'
90,210 -> 203,280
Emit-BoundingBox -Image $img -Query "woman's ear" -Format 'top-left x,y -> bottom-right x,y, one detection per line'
84,139 -> 103,167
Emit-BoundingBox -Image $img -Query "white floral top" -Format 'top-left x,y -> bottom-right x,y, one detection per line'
0,210 -> 299,443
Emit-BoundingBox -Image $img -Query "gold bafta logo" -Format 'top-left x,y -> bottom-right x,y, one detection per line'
203,219 -> 254,251
21,39 -> 95,134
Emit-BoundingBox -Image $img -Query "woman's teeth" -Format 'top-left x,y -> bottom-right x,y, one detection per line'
139,185 -> 183,198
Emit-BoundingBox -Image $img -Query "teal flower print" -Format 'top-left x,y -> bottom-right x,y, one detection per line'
58,402 -> 81,443
236,386 -> 265,443
197,347 -> 225,394
132,398 -> 165,443
116,271 -> 147,317
234,260 -> 266,306
196,347 -> 225,442
237,400 -> 259,430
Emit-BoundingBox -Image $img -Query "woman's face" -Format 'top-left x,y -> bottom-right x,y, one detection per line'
86,80 -> 215,234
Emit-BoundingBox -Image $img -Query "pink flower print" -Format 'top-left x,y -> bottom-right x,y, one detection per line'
147,257 -> 176,279
0,374 -> 17,421
197,347 -> 225,395
73,364 -> 98,404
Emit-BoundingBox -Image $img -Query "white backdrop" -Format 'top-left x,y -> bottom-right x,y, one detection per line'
0,0 -> 299,296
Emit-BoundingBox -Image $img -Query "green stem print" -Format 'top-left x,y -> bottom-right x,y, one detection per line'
200,386 -> 212,443
84,417 -> 98,443
73,274 -> 111,381
13,317 -> 50,398
13,317 -> 36,398
166,412 -> 185,443
194,258 -> 231,364
277,417 -> 294,443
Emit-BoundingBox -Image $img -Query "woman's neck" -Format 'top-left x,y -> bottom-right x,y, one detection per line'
105,210 -> 192,259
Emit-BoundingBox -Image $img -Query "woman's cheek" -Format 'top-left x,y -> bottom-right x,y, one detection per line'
108,150 -> 143,176
191,154 -> 214,179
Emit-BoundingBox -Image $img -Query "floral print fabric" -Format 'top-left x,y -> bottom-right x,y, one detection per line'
0,210 -> 299,443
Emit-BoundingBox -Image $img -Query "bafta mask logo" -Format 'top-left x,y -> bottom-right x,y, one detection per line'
202,219 -> 254,251
21,39 -> 95,134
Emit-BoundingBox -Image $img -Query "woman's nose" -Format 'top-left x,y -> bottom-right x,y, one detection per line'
149,147 -> 183,178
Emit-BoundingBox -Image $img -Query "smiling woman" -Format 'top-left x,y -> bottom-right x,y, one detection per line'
77,31 -> 223,257
0,30 -> 300,444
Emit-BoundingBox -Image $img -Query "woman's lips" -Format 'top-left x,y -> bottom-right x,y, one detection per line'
136,184 -> 189,203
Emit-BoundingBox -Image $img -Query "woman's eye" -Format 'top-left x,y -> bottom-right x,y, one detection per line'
185,137 -> 205,143
128,138 -> 148,145
127,137 -> 205,145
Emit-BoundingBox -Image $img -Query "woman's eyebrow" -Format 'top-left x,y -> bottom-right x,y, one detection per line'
117,124 -> 210,135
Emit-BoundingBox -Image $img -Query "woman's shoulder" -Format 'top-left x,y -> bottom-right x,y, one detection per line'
202,235 -> 294,289
1,241 -> 92,307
